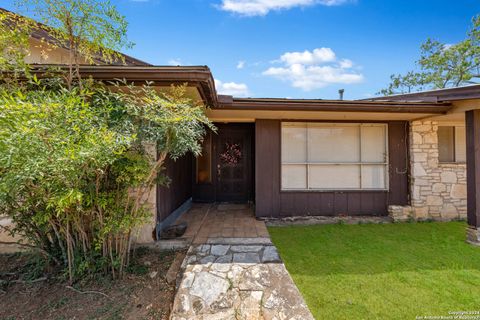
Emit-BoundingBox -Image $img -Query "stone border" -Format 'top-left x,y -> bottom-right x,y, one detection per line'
263,215 -> 392,227
205,237 -> 272,245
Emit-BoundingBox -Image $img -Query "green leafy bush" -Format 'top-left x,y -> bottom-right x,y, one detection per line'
0,79 -> 213,282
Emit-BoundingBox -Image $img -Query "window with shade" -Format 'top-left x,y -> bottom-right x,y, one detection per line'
281,122 -> 389,190
438,126 -> 466,163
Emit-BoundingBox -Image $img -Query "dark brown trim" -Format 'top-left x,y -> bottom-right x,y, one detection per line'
217,97 -> 451,114
466,110 -> 480,228
368,84 -> 480,103
269,119 -> 408,123
28,65 -> 218,106
24,64 -> 453,114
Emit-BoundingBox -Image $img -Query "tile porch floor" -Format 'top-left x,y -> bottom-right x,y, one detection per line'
174,203 -> 270,244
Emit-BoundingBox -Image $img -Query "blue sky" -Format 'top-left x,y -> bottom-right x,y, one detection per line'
3,0 -> 479,99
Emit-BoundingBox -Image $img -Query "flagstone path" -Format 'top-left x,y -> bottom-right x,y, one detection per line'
170,240 -> 314,320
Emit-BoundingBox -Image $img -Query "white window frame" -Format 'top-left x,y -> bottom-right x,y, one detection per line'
281,122 -> 389,191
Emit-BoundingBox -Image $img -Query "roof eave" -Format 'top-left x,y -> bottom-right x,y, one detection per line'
216,97 -> 452,114
365,84 -> 480,103
27,65 -> 218,106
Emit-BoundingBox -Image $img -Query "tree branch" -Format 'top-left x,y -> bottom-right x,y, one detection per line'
66,285 -> 110,298
11,277 -> 47,284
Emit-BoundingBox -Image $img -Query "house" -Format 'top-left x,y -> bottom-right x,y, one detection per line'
14,64 -> 480,246
69,65 -> 480,246
2,8 -> 480,247
152,66 -> 480,245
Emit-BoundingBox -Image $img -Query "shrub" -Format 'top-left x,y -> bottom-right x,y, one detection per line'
0,79 -> 213,282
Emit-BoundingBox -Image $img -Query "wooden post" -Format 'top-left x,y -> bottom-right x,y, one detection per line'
466,110 -> 480,245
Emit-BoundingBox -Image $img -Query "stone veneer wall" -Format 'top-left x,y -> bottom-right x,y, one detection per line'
389,121 -> 467,221
131,142 -> 157,244
0,216 -> 23,253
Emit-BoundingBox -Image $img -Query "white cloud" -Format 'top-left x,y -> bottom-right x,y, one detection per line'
339,58 -> 353,69
236,60 -> 246,69
215,79 -> 250,97
218,0 -> 349,16
168,58 -> 182,66
263,48 -> 363,91
279,48 -> 336,65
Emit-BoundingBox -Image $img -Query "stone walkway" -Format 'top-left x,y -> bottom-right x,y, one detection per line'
170,204 -> 314,320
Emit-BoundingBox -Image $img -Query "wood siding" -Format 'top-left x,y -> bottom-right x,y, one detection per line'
255,120 -> 410,218
157,154 -> 193,222
466,110 -> 480,228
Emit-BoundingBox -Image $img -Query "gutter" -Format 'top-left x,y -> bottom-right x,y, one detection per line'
364,85 -> 480,103
216,97 -> 452,114
27,65 -> 219,107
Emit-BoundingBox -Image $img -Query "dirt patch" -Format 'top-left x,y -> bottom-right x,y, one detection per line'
0,247 -> 182,320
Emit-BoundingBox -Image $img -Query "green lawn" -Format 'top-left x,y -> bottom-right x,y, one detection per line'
268,221 -> 480,320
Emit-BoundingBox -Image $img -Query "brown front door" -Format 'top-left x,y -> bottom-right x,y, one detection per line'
215,124 -> 253,202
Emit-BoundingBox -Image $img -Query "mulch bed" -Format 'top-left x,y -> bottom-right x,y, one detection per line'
0,247 -> 181,320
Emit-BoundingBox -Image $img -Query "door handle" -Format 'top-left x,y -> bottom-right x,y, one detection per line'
217,164 -> 221,180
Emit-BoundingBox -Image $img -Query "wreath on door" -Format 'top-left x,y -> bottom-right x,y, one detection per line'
220,143 -> 242,165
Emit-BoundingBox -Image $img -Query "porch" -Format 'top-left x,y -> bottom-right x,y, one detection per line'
172,203 -> 270,245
